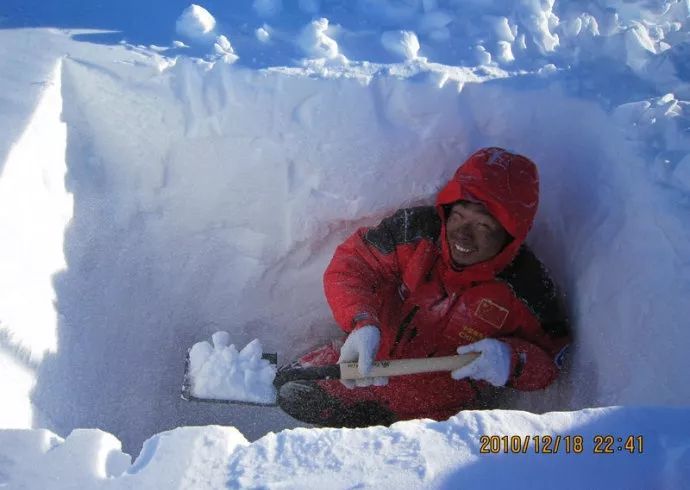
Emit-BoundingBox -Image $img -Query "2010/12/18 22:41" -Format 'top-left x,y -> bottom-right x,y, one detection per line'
478,434 -> 644,454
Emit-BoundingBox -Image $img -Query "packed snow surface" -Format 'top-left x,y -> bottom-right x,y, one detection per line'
188,333 -> 276,404
1,407 -> 689,489
0,0 -> 689,486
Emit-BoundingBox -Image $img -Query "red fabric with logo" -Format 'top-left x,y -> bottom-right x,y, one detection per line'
309,147 -> 569,421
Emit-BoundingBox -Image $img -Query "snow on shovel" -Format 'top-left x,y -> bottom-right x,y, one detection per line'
181,331 -> 480,407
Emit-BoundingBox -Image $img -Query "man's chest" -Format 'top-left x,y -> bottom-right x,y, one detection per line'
393,275 -> 528,356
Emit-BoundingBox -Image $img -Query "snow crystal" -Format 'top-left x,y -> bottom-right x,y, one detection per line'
188,333 -> 277,404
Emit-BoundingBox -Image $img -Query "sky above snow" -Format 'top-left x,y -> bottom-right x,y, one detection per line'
0,0 -> 689,488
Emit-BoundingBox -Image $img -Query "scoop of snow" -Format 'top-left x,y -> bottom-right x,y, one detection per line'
175,4 -> 217,41
188,333 -> 276,404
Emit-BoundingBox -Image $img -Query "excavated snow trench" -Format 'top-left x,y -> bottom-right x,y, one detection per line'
2,54 -> 683,454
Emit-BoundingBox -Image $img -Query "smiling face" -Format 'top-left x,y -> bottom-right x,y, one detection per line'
445,200 -> 510,267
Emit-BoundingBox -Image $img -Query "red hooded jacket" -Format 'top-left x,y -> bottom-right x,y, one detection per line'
308,147 -> 570,421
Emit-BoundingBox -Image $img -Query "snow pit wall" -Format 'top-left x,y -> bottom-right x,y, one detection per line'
1,55 -> 688,452
0,59 -> 71,429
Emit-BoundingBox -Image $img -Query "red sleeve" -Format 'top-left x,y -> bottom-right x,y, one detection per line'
323,226 -> 400,333
499,304 -> 571,391
497,246 -> 572,391
502,336 -> 570,391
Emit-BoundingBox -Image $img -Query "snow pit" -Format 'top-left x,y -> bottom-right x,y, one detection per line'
0,0 -> 689,470
7,45 -> 688,454
188,333 -> 277,404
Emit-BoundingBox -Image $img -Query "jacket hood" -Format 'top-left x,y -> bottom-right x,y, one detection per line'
435,147 -> 539,283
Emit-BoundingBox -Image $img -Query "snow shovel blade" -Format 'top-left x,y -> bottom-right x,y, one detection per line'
180,351 -> 280,407
181,351 -> 480,407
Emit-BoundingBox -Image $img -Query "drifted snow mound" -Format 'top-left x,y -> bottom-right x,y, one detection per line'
1,407 -> 689,488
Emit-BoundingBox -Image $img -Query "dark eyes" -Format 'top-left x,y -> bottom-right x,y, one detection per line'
451,212 -> 493,230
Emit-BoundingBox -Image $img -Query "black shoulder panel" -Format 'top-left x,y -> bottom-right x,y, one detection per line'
498,245 -> 570,338
364,206 -> 441,255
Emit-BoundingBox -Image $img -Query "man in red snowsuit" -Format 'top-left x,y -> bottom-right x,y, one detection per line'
278,147 -> 571,427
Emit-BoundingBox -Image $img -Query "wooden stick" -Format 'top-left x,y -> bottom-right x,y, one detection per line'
339,352 -> 481,380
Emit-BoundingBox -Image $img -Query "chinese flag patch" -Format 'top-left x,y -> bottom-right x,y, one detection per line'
475,298 -> 509,328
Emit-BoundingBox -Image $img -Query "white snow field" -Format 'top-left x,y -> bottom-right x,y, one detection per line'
0,0 -> 689,487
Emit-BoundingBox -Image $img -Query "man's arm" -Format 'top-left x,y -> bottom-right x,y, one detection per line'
324,207 -> 441,334
323,223 -> 401,334
498,246 -> 572,390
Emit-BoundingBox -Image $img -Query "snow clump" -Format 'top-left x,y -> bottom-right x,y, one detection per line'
297,18 -> 344,61
188,333 -> 277,404
213,35 -> 238,63
256,25 -> 271,43
381,30 -> 420,60
175,4 -> 217,42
